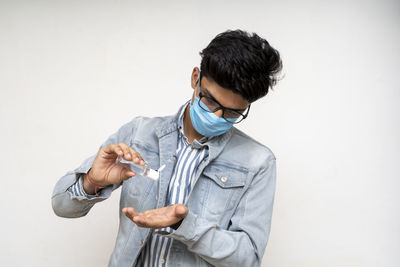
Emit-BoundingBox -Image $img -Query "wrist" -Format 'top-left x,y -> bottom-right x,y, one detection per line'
86,169 -> 106,188
83,170 -> 105,196
82,173 -> 96,195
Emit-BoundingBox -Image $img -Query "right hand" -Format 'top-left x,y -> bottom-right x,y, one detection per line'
87,142 -> 145,188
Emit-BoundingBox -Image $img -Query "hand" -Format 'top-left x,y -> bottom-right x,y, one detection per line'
87,143 -> 145,188
122,204 -> 189,229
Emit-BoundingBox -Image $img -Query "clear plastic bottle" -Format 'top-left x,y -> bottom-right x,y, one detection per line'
115,156 -> 165,181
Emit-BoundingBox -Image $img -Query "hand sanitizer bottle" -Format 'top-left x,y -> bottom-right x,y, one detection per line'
115,156 -> 165,181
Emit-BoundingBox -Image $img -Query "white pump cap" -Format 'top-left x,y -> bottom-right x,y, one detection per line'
145,169 -> 160,181
144,164 -> 166,181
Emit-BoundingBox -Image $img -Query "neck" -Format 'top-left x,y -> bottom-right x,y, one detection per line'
183,104 -> 204,144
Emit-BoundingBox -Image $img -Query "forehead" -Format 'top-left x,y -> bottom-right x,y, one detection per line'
200,76 -> 249,110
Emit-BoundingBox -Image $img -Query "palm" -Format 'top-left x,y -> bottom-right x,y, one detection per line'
122,204 -> 188,229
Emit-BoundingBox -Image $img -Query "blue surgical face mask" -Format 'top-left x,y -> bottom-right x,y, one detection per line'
189,95 -> 235,137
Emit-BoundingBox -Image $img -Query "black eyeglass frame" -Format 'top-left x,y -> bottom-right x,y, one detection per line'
197,73 -> 251,124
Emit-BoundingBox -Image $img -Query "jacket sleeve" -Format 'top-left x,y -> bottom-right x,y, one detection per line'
161,157 -> 277,267
67,175 -> 99,199
51,118 -> 139,218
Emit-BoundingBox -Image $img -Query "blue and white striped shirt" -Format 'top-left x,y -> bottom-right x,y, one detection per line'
68,103 -> 209,267
68,171 -> 97,199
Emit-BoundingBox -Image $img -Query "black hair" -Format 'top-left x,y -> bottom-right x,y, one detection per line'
199,29 -> 282,103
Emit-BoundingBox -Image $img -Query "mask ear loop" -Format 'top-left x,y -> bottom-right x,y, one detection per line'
192,71 -> 201,107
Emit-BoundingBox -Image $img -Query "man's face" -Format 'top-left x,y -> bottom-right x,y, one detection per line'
190,67 -> 249,119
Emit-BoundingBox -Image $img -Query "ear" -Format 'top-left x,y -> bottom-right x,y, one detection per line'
190,67 -> 200,90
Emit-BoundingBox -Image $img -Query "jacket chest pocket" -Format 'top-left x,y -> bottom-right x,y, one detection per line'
195,164 -> 247,216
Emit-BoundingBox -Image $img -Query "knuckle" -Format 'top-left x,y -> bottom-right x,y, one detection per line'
102,144 -> 111,150
118,142 -> 127,147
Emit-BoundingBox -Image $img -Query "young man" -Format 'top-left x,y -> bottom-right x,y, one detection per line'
52,29 -> 282,267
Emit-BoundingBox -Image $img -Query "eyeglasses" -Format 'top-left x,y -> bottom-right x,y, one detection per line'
197,74 -> 251,124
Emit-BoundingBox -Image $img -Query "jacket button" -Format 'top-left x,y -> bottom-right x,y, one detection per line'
221,176 -> 227,183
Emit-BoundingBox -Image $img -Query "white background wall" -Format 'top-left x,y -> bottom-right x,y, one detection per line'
0,0 -> 398,266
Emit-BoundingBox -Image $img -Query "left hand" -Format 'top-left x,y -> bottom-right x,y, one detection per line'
122,204 -> 188,229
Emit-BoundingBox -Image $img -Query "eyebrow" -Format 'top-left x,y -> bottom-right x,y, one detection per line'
202,87 -> 247,112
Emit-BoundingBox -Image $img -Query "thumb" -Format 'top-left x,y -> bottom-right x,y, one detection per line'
174,204 -> 188,219
119,166 -> 136,181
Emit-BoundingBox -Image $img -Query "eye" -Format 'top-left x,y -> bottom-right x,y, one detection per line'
203,96 -> 219,108
224,109 -> 241,118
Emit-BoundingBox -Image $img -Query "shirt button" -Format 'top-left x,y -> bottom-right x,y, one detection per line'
141,239 -> 144,245
221,176 -> 227,183
160,259 -> 165,264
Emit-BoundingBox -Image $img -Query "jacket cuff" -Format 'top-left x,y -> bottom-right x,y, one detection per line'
68,174 -> 110,200
63,158 -> 113,201
68,173 -> 113,201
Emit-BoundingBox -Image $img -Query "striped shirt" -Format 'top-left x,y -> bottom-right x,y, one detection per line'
68,103 -> 210,266
67,171 -> 97,199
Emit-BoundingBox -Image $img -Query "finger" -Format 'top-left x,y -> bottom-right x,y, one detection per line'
132,216 -> 146,225
122,208 -> 132,220
119,145 -> 145,166
123,169 -> 136,178
122,207 -> 128,215
102,144 -> 124,156
119,166 -> 136,181
131,215 -> 158,228
131,151 -> 145,166
175,204 -> 188,219
118,142 -> 133,161
122,207 -> 138,220
129,209 -> 152,227
127,147 -> 142,165
129,207 -> 140,217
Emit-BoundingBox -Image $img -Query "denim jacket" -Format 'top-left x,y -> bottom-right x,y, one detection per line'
51,103 -> 277,267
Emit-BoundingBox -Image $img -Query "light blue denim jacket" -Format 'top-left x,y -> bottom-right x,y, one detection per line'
52,103 -> 277,267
